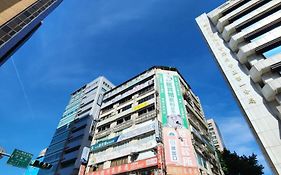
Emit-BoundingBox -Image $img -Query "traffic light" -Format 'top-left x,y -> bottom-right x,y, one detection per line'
29,160 -> 53,169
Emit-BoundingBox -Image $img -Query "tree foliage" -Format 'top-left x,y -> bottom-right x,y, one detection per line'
217,149 -> 264,175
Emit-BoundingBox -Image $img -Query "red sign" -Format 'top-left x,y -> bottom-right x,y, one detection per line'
87,157 -> 158,175
157,145 -> 165,170
167,165 -> 199,175
78,164 -> 86,175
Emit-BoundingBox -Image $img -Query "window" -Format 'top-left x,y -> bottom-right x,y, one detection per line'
138,85 -> 154,96
221,0 -> 250,17
263,45 -> 281,59
138,94 -> 154,104
93,163 -> 103,171
86,87 -> 97,94
119,95 -> 132,105
117,115 -> 131,125
78,107 -> 91,116
97,124 -> 110,132
51,131 -> 69,144
117,118 -> 123,125
48,141 -> 66,154
2,26 -> 12,33
68,134 -> 83,143
80,100 -> 94,109
100,113 -> 112,120
44,151 -> 62,162
110,157 -> 128,167
97,94 -> 103,106
101,104 -> 113,114
102,88 -> 107,92
60,158 -> 76,168
138,105 -> 155,116
238,6 -> 281,33
120,104 -> 132,112
228,0 -> 269,24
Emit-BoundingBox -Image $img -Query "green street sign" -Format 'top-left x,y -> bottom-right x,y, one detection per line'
7,149 -> 33,169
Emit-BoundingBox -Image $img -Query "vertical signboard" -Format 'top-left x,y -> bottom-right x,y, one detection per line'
157,71 -> 199,174
163,128 -> 199,175
157,73 -> 188,128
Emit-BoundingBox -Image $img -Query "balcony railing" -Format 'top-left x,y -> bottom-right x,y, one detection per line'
113,120 -> 133,132
135,111 -> 156,124
94,129 -> 111,139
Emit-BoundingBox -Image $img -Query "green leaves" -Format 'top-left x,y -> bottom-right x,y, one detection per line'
217,149 -> 264,175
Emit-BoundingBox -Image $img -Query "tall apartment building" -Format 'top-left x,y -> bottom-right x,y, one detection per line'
38,77 -> 114,175
196,0 -> 281,174
207,119 -> 225,152
85,66 -> 222,175
0,0 -> 62,66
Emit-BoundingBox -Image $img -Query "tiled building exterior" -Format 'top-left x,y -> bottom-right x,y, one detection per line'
86,67 -> 222,175
196,0 -> 281,174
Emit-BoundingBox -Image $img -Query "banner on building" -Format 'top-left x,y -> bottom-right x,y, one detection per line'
92,136 -> 157,164
91,136 -> 119,151
87,157 -> 158,175
91,122 -> 156,152
163,127 -> 199,175
157,73 -> 188,129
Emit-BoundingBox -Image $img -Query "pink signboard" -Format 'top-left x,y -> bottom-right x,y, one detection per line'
163,127 -> 199,175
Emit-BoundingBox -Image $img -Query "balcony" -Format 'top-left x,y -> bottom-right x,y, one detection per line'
188,117 -> 200,131
113,120 -> 133,132
94,129 -> 111,139
135,111 -> 156,124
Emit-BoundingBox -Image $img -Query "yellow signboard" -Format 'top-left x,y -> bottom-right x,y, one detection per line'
133,102 -> 149,111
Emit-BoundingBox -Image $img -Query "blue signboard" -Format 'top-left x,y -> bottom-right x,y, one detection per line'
91,136 -> 119,151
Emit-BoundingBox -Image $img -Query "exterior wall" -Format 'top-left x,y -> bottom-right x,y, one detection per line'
207,119 -> 225,152
0,0 -> 62,65
39,77 -> 114,175
196,1 -> 281,174
87,70 -> 159,175
86,67 -> 222,175
0,0 -> 36,26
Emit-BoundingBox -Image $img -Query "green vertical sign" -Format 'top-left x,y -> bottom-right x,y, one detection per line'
157,73 -> 189,129
158,73 -> 167,125
173,75 -> 188,128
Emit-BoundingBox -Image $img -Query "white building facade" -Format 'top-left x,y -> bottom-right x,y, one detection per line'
196,0 -> 281,174
86,67 -> 223,175
40,77 -> 114,175
207,119 -> 225,152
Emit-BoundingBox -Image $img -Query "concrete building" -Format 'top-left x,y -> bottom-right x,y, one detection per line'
207,119 -> 225,152
86,66 -> 222,175
196,0 -> 281,174
0,0 -> 62,66
38,77 -> 114,175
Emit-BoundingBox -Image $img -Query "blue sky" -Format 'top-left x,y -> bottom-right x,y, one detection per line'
0,0 -> 272,174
